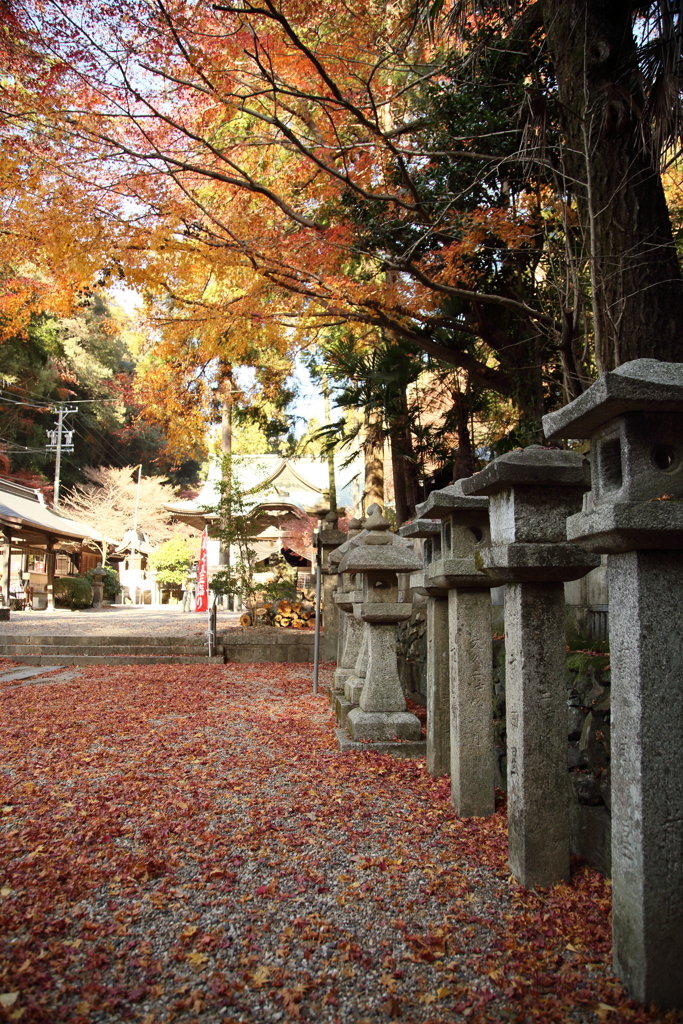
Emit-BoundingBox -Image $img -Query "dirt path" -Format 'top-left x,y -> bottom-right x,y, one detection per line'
0,665 -> 677,1024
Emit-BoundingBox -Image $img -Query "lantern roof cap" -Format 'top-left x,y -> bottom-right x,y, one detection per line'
461,445 -> 590,497
398,519 -> 441,538
543,359 -> 683,440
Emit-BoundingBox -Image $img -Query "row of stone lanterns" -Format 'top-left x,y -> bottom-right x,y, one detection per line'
329,505 -> 425,754
329,359 -> 682,1010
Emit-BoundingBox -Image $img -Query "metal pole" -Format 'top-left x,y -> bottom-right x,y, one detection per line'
313,542 -> 322,694
130,464 -> 142,605
53,407 -> 64,508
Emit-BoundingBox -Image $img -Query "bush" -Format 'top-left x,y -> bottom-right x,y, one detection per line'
83,564 -> 121,597
259,554 -> 298,604
148,536 -> 195,587
54,575 -> 92,609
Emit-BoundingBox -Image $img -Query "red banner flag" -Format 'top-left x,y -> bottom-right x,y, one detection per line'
195,528 -> 209,612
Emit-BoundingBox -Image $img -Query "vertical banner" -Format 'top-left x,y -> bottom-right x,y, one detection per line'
195,528 -> 209,612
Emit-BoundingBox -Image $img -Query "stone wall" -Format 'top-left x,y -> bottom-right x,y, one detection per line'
396,594 -> 428,704
491,636 -> 612,875
217,630 -> 316,663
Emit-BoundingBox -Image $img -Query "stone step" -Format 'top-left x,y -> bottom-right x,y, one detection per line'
0,643 -> 219,658
4,654 -> 226,666
0,634 -> 209,648
216,632 -> 315,646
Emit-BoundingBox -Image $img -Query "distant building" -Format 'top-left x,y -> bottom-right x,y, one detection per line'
165,453 -> 363,569
0,478 -> 101,609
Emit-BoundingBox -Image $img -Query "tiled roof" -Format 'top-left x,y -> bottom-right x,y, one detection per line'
0,480 -> 99,543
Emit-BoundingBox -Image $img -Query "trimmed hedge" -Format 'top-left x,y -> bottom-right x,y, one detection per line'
54,575 -> 92,609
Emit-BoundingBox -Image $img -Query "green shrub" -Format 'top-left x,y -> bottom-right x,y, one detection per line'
54,575 -> 92,609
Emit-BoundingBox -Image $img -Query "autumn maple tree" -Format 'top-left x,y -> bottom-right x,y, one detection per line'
2,0 -> 683,465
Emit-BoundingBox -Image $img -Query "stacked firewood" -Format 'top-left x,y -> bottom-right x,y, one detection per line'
239,589 -> 319,629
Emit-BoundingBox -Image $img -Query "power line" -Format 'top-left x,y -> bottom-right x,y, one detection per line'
0,387 -> 119,408
69,420 -> 129,467
0,395 -> 52,411
0,436 -> 49,455
0,382 -> 51,402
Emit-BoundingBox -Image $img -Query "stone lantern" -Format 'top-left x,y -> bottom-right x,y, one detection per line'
91,563 -> 107,609
543,358 -> 683,1009
398,519 -> 449,777
329,517 -> 364,704
312,505 -> 346,662
414,481 -> 507,816
462,447 -> 599,887
337,507 -> 423,751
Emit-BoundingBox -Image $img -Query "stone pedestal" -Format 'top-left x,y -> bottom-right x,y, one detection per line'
46,537 -> 55,612
462,447 -> 599,887
334,612 -> 364,687
329,518 -> 364,699
504,580 -> 569,884
321,573 -> 339,661
337,508 -> 424,755
448,588 -> 496,816
399,519 -> 450,778
1,527 -> 10,606
90,563 -> 107,610
343,622 -> 368,706
414,486 -> 505,815
544,358 -> 683,1008
426,596 -> 449,776
607,550 -> 683,1006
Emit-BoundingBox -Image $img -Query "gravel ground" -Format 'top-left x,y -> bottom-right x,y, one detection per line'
0,607 -> 243,638
1,663 -> 681,1024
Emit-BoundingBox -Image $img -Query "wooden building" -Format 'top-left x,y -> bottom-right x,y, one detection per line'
0,479 -> 100,609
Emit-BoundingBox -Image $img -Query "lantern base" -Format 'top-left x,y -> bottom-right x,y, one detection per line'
333,666 -> 354,692
347,707 -> 422,742
344,675 -> 365,704
336,729 -> 426,760
334,695 -> 354,729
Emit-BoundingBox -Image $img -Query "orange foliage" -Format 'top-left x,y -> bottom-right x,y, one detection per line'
0,0 -> 540,447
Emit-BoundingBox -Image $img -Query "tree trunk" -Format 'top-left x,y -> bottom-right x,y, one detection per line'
220,365 -> 233,458
323,379 -> 338,522
219,362 -> 233,569
363,408 -> 384,511
453,389 -> 475,480
389,386 -> 420,525
365,449 -> 384,511
391,441 -> 410,526
402,449 -> 420,520
541,0 -> 683,369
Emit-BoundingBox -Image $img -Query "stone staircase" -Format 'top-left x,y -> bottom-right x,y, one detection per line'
0,634 -> 225,666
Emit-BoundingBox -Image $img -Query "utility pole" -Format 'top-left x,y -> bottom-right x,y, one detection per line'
46,405 -> 77,508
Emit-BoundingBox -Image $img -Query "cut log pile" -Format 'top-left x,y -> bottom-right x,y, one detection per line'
239,590 -> 320,629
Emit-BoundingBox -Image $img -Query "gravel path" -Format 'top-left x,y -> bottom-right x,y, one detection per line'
0,607 -> 243,638
1,664 -> 680,1024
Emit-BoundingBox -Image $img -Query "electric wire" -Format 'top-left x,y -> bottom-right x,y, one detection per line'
0,436 -> 48,455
